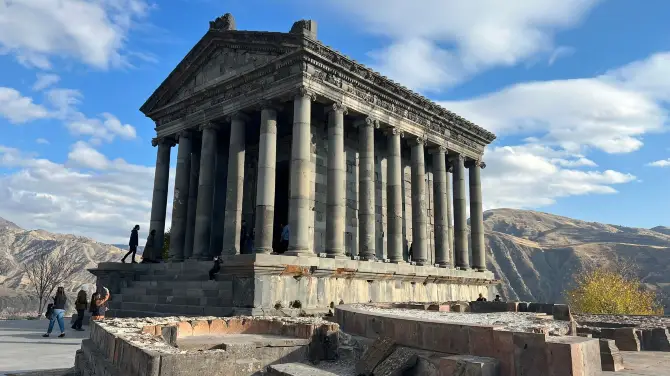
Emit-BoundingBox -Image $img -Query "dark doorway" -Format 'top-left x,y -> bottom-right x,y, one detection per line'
273,160 -> 290,250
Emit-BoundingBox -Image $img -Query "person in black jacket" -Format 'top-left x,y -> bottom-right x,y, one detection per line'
43,286 -> 67,338
122,225 -> 140,263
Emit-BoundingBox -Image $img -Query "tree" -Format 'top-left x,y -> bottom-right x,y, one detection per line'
22,249 -> 85,316
564,260 -> 663,315
162,228 -> 170,260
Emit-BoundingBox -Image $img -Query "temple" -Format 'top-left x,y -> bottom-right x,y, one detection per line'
95,14 -> 499,317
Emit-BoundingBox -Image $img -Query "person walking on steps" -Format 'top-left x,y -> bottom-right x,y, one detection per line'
43,287 -> 67,338
71,289 -> 88,331
122,225 -> 140,263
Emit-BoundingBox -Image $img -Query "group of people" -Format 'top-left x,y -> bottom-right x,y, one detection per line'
42,286 -> 110,338
476,293 -> 503,302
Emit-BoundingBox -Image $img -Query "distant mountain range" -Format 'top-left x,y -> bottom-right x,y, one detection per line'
1,209 -> 669,316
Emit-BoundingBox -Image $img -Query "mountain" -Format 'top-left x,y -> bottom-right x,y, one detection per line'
485,208 -> 670,310
0,218 -> 126,317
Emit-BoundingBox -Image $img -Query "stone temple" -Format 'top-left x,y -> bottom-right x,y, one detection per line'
95,14 -> 499,317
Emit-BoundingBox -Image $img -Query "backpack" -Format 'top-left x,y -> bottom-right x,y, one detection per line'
45,303 -> 54,320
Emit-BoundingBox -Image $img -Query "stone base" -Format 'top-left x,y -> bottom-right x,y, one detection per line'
91,254 -> 497,317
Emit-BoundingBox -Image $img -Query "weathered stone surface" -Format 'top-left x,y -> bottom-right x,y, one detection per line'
439,355 -> 499,376
355,337 -> 396,375
642,328 -> 670,351
513,332 -> 547,376
599,339 -> 624,372
373,347 -> 419,376
546,336 -> 601,376
600,327 -> 641,351
161,325 -> 177,346
551,304 -> 571,321
267,363 -> 341,376
470,301 -> 512,313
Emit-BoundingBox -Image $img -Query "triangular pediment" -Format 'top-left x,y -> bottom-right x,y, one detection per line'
141,31 -> 301,115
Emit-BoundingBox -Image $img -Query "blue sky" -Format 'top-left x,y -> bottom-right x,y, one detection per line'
1,0 -> 670,243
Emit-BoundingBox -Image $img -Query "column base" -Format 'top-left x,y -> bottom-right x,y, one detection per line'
435,263 -> 451,268
413,260 -> 428,266
475,267 -> 486,272
254,247 -> 273,254
285,247 -> 312,257
456,265 -> 470,270
389,259 -> 405,264
359,254 -> 377,261
325,253 -> 348,259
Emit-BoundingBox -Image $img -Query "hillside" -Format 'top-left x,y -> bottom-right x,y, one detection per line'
0,220 -> 127,317
485,208 -> 670,309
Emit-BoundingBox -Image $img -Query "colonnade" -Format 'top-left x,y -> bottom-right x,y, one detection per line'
148,89 -> 487,271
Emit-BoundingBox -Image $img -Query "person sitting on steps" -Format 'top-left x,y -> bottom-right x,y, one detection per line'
209,256 -> 222,280
476,293 -> 487,302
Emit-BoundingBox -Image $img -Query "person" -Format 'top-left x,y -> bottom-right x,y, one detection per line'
240,220 -> 248,254
90,287 -> 110,321
209,256 -> 222,280
71,290 -> 88,331
280,224 -> 290,254
142,229 -> 157,263
43,287 -> 67,338
408,243 -> 414,262
247,228 -> 255,253
476,293 -> 487,302
494,295 -> 502,302
122,225 -> 140,263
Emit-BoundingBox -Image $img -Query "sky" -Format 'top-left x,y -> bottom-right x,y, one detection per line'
1,0 -> 670,244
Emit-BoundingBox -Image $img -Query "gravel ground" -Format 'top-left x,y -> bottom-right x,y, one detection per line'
575,313 -> 670,329
352,305 -> 571,334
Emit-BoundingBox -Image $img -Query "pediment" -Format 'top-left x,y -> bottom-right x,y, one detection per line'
141,32 -> 300,115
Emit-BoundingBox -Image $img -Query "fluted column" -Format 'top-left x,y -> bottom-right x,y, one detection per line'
410,138 -> 428,265
325,103 -> 347,258
386,127 -> 404,263
168,131 -> 192,261
149,137 -> 175,260
468,159 -> 487,271
222,112 -> 248,255
452,154 -> 469,269
430,146 -> 450,267
356,117 -> 378,261
254,106 -> 278,254
191,122 -> 219,260
447,168 -> 454,264
287,87 -> 314,256
183,145 -> 200,259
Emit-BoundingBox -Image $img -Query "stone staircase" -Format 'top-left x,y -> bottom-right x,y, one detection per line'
105,263 -> 235,318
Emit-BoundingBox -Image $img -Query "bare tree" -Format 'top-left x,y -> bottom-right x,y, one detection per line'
22,248 -> 85,316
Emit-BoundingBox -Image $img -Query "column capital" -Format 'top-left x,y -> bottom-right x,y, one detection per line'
448,154 -> 465,163
257,99 -> 283,112
294,85 -> 316,101
354,117 -> 379,129
198,122 -> 219,132
407,136 -> 426,146
177,129 -> 193,140
226,111 -> 250,123
465,159 -> 486,169
324,102 -> 348,115
151,136 -> 176,147
384,126 -> 404,138
428,145 -> 448,154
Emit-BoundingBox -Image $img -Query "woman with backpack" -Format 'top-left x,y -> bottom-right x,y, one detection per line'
71,289 -> 88,331
43,286 -> 67,338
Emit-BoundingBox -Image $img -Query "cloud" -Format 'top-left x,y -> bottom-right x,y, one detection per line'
0,87 -> 50,123
326,0 -> 603,91
0,0 -> 151,69
0,143 -> 174,244
32,73 -> 60,91
35,138 -> 49,145
647,159 -> 670,168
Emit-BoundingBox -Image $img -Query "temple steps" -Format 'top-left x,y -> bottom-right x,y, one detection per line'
129,280 -> 232,290
107,301 -> 234,317
113,293 -> 230,307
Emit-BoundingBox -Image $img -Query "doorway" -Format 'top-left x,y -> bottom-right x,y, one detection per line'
273,160 -> 290,250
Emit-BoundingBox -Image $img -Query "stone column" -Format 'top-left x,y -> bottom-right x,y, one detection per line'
254,106 -> 278,254
183,145 -> 200,259
325,103 -> 347,258
451,154 -> 469,269
410,138 -> 428,265
447,169 -> 454,264
168,130 -> 192,261
468,159 -> 486,271
191,122 -> 218,260
430,146 -> 450,267
286,86 -> 314,256
222,112 -> 248,255
386,127 -> 404,263
357,117 -> 378,261
149,137 -> 174,260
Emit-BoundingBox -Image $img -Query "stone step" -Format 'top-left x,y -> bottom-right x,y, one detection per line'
109,301 -> 234,317
106,308 -> 172,318
130,280 -> 231,290
267,363 -> 342,376
136,273 -> 210,281
121,286 -> 232,299
113,293 -> 232,307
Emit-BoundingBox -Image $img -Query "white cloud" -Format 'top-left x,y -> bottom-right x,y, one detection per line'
32,73 -> 60,91
326,0 -> 603,91
0,0 -> 151,69
0,87 -> 50,123
647,159 -> 670,168
0,143 -> 174,244
35,138 -> 49,145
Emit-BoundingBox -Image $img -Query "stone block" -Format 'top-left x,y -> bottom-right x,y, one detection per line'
439,355 -> 499,376
113,338 -> 161,376
470,301 -> 511,313
208,319 -> 227,334
451,303 -> 469,312
599,339 -> 624,372
513,332 -> 547,376
141,325 -> 157,335
493,330 -> 515,376
161,325 -> 177,346
355,337 -> 396,376
551,304 -> 571,321
176,321 -> 193,337
427,304 -> 450,312
517,302 -> 529,312
468,325 -> 496,358
642,328 -> 670,351
190,320 -> 210,336
613,328 -> 640,351
528,303 -> 554,315
546,336 -> 601,376
373,347 -> 419,376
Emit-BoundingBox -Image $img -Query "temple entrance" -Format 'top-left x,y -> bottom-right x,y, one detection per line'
273,160 -> 290,251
